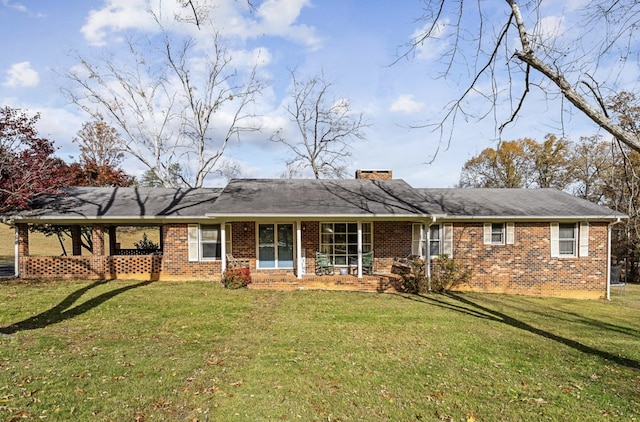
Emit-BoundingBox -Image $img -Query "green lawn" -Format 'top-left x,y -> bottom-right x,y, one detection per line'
1,281 -> 638,421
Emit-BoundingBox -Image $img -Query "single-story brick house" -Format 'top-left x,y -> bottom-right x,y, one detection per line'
4,170 -> 626,299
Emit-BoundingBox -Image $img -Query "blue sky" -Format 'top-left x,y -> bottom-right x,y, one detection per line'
0,0 -> 622,187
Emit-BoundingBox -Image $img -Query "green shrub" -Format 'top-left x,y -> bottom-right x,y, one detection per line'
430,255 -> 472,292
222,267 -> 252,289
134,232 -> 159,250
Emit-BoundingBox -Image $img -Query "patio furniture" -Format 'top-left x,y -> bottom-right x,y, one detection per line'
315,252 -> 335,275
610,264 -> 626,294
362,250 -> 374,275
226,254 -> 250,269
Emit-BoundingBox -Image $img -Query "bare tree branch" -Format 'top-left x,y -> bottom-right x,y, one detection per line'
271,70 -> 368,179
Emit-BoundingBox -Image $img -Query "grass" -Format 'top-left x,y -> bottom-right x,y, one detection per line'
1,280 -> 639,421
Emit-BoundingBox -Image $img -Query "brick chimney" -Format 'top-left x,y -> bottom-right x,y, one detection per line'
355,169 -> 392,180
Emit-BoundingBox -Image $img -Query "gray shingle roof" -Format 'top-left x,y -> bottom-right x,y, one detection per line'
16,187 -> 221,219
7,181 -> 625,222
208,179 -> 432,216
418,188 -> 625,219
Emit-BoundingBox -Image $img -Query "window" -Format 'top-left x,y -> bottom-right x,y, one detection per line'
201,225 -> 221,259
558,223 -> 577,256
491,223 -> 505,244
429,225 -> 441,256
320,223 -> 372,266
551,222 -> 588,258
483,222 -> 514,245
188,224 -> 231,261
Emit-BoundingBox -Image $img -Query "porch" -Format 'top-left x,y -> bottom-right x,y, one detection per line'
248,271 -> 403,293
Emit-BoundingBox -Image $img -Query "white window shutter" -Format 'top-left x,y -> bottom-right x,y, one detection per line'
550,223 -> 559,258
483,223 -> 492,245
506,222 -> 515,245
443,223 -> 453,258
579,222 -> 589,257
188,224 -> 199,262
411,223 -> 422,256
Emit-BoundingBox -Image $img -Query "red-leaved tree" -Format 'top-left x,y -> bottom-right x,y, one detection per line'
0,107 -> 67,214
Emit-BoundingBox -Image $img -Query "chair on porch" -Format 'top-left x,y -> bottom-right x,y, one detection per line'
226,254 -> 250,270
362,250 -> 374,275
315,252 -> 335,275
610,264 -> 626,295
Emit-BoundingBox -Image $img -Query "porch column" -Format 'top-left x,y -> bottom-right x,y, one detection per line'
296,221 -> 302,279
92,224 -> 105,279
221,222 -> 227,273
71,226 -> 82,256
426,219 -> 434,281
92,224 -> 105,256
108,226 -> 117,255
16,223 -> 29,257
356,221 -> 362,278
16,223 -> 29,277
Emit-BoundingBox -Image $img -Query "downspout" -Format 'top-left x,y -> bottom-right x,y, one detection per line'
221,222 -> 227,274
14,225 -> 19,277
607,217 -> 623,301
426,215 -> 436,281
296,221 -> 302,280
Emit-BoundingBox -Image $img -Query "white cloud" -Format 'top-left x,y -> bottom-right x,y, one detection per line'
253,0 -> 321,49
1,0 -> 26,12
81,0 -> 158,46
81,0 -> 320,50
390,94 -> 424,113
411,19 -> 449,61
3,61 -> 39,88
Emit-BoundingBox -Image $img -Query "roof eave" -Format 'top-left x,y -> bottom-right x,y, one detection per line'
436,214 -> 627,221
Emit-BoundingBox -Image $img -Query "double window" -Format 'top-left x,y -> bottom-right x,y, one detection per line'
188,224 -> 231,261
320,223 -> 372,266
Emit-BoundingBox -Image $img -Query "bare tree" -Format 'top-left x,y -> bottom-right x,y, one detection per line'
408,1 -> 640,153
72,115 -> 124,169
271,70 -> 368,179
64,18 -> 262,188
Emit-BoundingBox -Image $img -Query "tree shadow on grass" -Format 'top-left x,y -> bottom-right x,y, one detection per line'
404,292 -> 640,371
0,279 -> 153,335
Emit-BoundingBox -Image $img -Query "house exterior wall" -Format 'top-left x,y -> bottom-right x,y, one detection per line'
374,221 -> 413,271
160,223 -> 220,280
15,220 -> 611,298
450,221 -> 609,299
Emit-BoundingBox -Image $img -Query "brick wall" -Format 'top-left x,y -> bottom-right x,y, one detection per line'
161,223 -> 220,280
355,169 -> 393,180
229,221 -> 255,267
301,221 -> 320,274
374,221 -> 413,270
451,221 -> 609,299
19,255 -> 162,280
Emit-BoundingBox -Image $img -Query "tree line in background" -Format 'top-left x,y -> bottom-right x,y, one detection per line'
459,91 -> 640,280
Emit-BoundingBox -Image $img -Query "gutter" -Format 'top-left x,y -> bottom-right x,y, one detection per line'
607,217 -> 624,301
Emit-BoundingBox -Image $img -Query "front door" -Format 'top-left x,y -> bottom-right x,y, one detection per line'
258,223 -> 294,269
